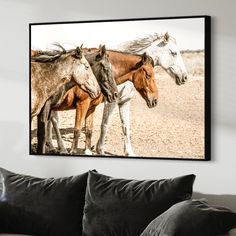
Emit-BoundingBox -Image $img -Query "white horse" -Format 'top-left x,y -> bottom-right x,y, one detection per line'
96,32 -> 188,156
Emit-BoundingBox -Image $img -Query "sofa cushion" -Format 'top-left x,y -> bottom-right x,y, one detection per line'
141,199 -> 236,236
0,167 -> 90,236
82,171 -> 196,236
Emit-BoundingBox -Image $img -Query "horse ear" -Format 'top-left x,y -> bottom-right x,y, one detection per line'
164,32 -> 170,43
101,45 -> 106,56
96,45 -> 106,61
74,46 -> 83,59
80,44 -> 83,50
142,52 -> 148,64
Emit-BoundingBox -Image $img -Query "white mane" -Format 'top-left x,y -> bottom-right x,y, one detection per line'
118,33 -> 173,54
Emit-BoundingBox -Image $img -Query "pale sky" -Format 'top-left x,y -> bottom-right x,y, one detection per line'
31,18 -> 205,51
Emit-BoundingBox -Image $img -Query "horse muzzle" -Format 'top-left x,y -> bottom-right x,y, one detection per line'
146,98 -> 158,108
106,91 -> 118,103
175,72 -> 188,85
101,85 -> 118,103
81,84 -> 101,99
168,67 -> 188,86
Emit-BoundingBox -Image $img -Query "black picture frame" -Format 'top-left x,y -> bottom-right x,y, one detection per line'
30,15 -> 211,161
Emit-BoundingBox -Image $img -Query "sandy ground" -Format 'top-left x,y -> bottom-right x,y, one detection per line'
31,52 -> 205,159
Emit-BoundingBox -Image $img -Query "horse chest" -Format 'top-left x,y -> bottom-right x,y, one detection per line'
117,82 -> 135,104
91,94 -> 103,107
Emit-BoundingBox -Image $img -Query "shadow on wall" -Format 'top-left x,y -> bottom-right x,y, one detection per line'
0,121 -> 27,155
193,192 -> 236,212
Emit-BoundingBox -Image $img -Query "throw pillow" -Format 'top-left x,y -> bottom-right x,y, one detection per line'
141,199 -> 236,236
0,167 -> 91,236
82,171 -> 196,236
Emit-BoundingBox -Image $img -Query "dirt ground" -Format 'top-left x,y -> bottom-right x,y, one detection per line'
31,52 -> 205,159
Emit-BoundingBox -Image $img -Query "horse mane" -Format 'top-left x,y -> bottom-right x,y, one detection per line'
119,33 -> 175,53
107,49 -> 145,57
31,43 -> 70,63
107,49 -> 154,68
31,54 -> 62,63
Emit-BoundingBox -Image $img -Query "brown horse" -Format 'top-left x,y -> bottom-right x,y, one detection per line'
34,45 -> 118,154
48,52 -> 158,154
31,46 -> 100,119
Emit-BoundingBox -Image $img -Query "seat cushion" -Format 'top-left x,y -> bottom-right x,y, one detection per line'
0,167 -> 91,236
141,199 -> 236,236
82,171 -> 196,236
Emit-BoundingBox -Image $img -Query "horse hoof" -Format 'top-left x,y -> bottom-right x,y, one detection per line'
125,151 -> 136,157
84,149 -> 93,156
45,147 -> 57,154
96,146 -> 105,155
58,148 -> 68,154
69,149 -> 77,155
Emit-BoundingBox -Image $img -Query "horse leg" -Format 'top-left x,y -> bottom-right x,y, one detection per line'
96,101 -> 116,155
45,113 -> 56,153
118,101 -> 135,156
84,107 -> 96,155
49,111 -> 68,154
37,101 -> 51,154
70,101 -> 90,154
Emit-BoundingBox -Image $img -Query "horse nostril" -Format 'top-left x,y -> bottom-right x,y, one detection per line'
153,98 -> 158,106
113,92 -> 118,99
108,95 -> 112,102
96,87 -> 101,96
182,73 -> 188,82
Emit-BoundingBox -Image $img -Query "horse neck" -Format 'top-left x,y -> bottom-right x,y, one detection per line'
138,41 -> 162,66
115,71 -> 133,85
107,50 -> 141,78
48,80 -> 76,108
84,52 -> 95,64
64,80 -> 76,91
52,55 -> 74,80
33,59 -> 70,91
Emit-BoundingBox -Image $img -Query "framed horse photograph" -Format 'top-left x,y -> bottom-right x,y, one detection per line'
30,15 -> 211,161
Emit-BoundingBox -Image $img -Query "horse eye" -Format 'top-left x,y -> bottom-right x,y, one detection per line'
85,64 -> 90,70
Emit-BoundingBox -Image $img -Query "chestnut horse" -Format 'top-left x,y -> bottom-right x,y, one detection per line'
48,52 -> 158,155
34,45 -> 118,154
31,46 -> 100,119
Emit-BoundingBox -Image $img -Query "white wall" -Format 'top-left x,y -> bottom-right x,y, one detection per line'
0,0 -> 236,210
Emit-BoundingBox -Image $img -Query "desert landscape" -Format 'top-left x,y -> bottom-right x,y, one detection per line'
31,51 -> 205,159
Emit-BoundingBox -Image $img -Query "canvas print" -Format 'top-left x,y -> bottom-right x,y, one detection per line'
30,16 -> 210,160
